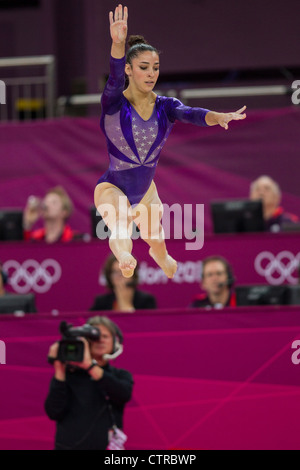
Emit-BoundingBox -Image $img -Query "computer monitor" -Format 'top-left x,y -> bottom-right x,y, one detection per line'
210,199 -> 265,234
0,293 -> 37,314
90,207 -> 140,240
0,1 -> 40,8
0,209 -> 24,241
235,285 -> 291,306
286,285 -> 300,305
90,207 -> 111,239
281,222 -> 300,233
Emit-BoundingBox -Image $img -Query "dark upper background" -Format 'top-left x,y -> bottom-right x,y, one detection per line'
0,0 -> 299,98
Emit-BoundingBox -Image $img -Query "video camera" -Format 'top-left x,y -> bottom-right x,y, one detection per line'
54,321 -> 100,363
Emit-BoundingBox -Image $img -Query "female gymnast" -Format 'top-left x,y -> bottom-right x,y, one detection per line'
94,4 -> 246,279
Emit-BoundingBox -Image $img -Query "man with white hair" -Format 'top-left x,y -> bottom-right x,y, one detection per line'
249,175 -> 298,232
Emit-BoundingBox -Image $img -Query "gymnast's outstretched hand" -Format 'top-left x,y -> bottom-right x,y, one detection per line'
218,106 -> 247,130
206,106 -> 247,129
109,4 -> 128,44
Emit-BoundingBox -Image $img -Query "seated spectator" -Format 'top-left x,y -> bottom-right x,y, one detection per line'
23,186 -> 81,243
189,255 -> 236,309
249,175 -> 298,232
0,261 -> 8,297
90,254 -> 157,312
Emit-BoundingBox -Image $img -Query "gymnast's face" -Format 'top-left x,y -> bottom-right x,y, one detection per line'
126,51 -> 160,93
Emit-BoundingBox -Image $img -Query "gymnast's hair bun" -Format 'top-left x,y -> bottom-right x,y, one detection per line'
127,35 -> 149,48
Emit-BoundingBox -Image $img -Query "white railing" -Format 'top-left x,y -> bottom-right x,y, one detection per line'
56,84 -> 292,117
180,85 -> 290,100
56,94 -> 102,117
0,55 -> 56,122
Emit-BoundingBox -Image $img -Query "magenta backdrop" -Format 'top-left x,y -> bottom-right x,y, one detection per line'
1,307 -> 300,450
0,232 -> 299,312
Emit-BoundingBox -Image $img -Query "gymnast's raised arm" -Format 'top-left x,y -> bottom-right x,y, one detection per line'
101,5 -> 128,114
110,4 -> 128,59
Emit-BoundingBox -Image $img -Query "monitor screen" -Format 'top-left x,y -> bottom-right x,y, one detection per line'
210,199 -> 264,234
286,285 -> 300,305
90,207 -> 111,240
0,293 -> 37,314
281,222 -> 300,233
0,1 -> 40,8
0,209 -> 24,241
90,207 -> 140,240
235,285 -> 291,306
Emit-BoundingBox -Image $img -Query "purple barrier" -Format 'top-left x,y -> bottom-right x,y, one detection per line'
0,231 -> 299,312
1,307 -> 300,450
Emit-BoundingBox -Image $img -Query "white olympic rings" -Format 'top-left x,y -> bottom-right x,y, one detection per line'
3,259 -> 62,294
255,251 -> 300,285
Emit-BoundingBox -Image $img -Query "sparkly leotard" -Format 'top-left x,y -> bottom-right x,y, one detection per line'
98,55 -> 210,206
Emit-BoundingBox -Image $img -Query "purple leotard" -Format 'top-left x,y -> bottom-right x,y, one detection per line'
98,55 -> 210,206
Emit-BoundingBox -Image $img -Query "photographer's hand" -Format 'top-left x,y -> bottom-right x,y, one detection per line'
48,342 -> 66,381
68,337 -> 105,381
68,337 -> 93,370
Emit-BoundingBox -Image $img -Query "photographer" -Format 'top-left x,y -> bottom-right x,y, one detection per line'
44,316 -> 134,450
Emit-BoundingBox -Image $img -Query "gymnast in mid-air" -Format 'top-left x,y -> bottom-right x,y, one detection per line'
94,4 -> 246,279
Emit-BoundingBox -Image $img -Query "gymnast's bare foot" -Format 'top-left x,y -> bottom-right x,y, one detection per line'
149,248 -> 177,279
119,252 -> 137,278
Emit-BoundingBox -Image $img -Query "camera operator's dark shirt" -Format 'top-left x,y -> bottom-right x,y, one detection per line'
44,363 -> 133,450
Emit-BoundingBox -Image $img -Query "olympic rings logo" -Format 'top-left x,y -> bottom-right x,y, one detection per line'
3,259 -> 62,294
255,251 -> 300,285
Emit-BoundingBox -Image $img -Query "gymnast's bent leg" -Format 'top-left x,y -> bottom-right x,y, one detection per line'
94,182 -> 137,278
133,182 -> 177,279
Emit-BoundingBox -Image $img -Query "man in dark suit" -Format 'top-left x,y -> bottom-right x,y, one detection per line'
90,254 -> 157,312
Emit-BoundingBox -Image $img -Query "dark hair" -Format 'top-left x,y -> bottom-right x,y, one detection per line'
201,255 -> 235,287
126,35 -> 160,65
103,253 -> 139,290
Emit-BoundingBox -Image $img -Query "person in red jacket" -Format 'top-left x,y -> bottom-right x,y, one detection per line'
189,255 -> 237,309
23,186 -> 80,243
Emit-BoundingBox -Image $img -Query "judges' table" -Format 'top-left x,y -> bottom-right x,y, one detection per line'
1,306 -> 300,450
0,231 -> 299,312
